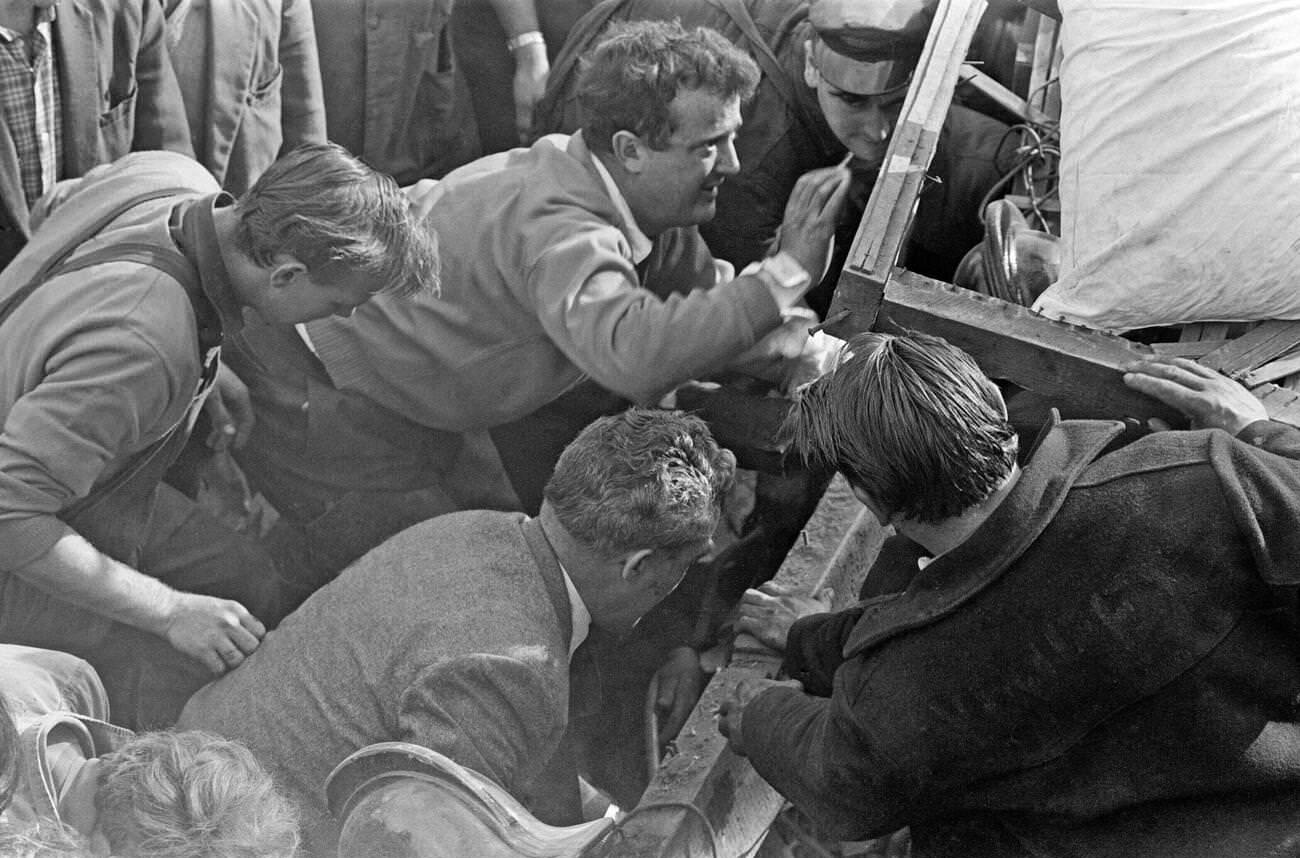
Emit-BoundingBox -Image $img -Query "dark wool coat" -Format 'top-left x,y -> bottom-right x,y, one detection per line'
743,418 -> 1300,856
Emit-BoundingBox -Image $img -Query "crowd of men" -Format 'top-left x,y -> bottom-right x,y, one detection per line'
3,0 -> 1300,856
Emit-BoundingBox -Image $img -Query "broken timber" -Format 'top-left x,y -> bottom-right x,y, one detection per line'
587,478 -> 888,858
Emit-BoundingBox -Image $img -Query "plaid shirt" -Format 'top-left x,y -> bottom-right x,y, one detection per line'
0,5 -> 63,209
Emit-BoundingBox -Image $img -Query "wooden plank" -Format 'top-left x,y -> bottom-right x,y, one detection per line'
1150,340 -> 1230,359
829,0 -> 988,321
958,62 -> 1051,124
828,268 -> 1300,430
1197,319 -> 1300,379
1180,322 -> 1232,343
862,268 -> 1186,424
1244,353 -> 1300,388
592,478 -> 887,858
1251,382 -> 1300,428
1026,13 -> 1059,114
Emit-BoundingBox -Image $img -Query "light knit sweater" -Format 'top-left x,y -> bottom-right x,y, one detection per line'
306,132 -> 782,432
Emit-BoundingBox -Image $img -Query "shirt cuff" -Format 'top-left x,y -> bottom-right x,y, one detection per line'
741,251 -> 812,316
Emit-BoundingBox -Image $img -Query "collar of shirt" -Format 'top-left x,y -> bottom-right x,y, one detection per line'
557,561 -> 592,659
174,192 -> 246,339
575,131 -> 653,265
0,4 -> 56,42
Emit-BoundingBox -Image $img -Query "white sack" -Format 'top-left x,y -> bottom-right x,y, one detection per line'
1032,0 -> 1300,332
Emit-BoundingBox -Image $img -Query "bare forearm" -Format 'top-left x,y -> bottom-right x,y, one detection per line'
12,531 -> 179,636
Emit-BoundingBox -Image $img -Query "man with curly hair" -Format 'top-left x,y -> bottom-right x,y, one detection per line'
222,20 -> 850,601
180,408 -> 735,857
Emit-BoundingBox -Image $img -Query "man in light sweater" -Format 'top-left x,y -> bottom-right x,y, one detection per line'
179,408 -> 736,857
220,19 -> 851,603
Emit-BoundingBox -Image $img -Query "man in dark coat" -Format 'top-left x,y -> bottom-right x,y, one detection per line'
722,333 -> 1300,857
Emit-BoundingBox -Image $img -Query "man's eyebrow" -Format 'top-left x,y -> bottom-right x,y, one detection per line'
690,124 -> 741,148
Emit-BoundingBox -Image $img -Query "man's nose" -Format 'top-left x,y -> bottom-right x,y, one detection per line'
715,138 -> 741,176
862,104 -> 892,143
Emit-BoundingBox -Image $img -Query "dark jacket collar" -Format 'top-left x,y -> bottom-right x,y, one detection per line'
844,417 -> 1127,658
174,191 -> 243,343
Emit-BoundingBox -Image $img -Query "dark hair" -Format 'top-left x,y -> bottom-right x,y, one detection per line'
578,20 -> 759,155
787,332 -> 1017,523
544,408 -> 735,556
233,143 -> 438,299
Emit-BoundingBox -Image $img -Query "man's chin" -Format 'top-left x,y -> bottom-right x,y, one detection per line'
692,199 -> 719,224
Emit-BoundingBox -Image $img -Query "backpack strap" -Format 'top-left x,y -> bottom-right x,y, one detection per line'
715,0 -> 802,110
0,185 -> 202,327
536,0 -> 816,137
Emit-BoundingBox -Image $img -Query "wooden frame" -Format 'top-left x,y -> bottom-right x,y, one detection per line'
822,0 -> 1300,429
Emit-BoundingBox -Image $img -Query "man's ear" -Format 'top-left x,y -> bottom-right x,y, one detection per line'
803,40 -> 821,89
611,130 -> 648,175
620,548 -> 656,582
268,258 -> 307,291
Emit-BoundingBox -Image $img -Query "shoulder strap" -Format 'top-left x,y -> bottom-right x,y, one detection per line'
714,0 -> 801,109
49,242 -> 199,302
536,0 -> 810,133
534,0 -> 632,134
0,185 -> 199,327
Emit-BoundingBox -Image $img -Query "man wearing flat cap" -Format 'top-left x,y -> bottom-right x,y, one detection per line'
537,0 -> 1011,288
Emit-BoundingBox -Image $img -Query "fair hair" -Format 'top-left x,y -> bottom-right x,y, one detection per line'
788,332 -> 1017,523
0,819 -> 92,858
544,408 -> 735,556
95,731 -> 298,858
578,20 -> 759,155
233,142 -> 439,299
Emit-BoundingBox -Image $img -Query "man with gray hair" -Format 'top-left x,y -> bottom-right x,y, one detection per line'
180,408 -> 736,857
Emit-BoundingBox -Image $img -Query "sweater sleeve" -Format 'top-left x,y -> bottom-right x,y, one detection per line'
397,654 -> 568,795
781,608 -> 863,697
0,280 -> 191,571
1213,426 -> 1300,589
528,224 -> 783,403
741,681 -> 914,840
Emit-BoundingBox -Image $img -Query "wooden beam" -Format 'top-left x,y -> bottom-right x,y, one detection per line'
1197,320 -> 1300,379
959,62 -> 1050,124
864,268 -> 1185,424
827,0 -> 989,330
1244,353 -> 1300,388
590,479 -> 887,858
1151,340 -> 1230,359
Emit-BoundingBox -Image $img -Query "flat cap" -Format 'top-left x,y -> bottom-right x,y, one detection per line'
809,0 -> 934,95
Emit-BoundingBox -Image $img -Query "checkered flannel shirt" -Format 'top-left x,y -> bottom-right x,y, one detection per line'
0,5 -> 63,209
